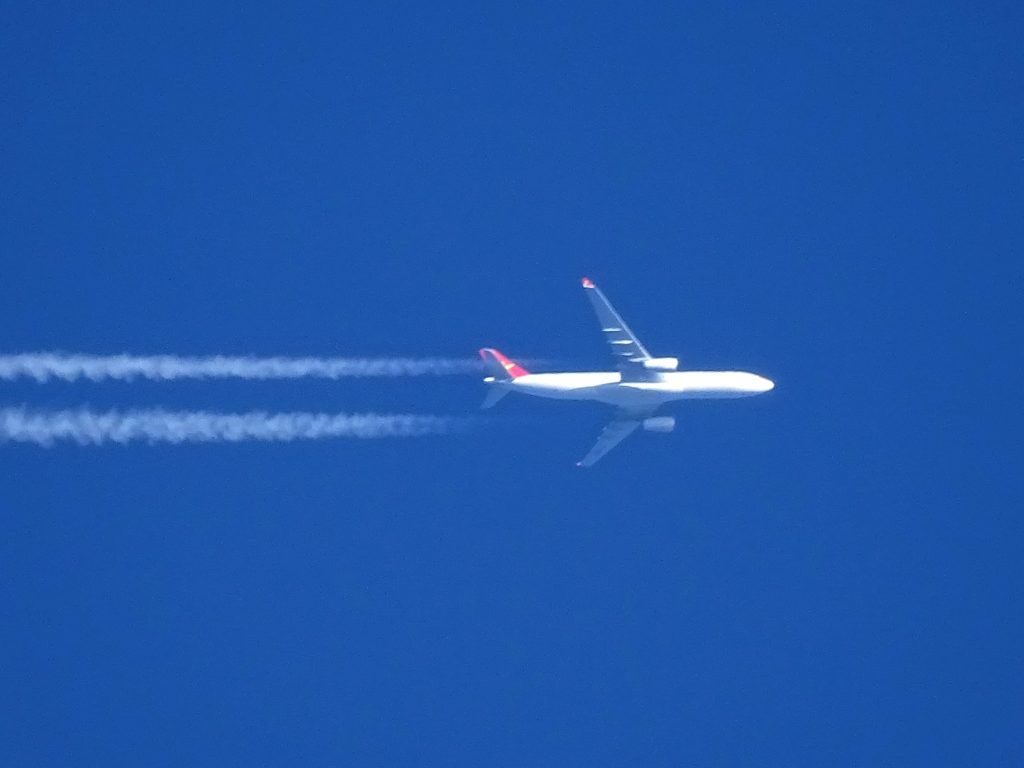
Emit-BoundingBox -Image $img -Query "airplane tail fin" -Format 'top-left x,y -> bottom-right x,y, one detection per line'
478,348 -> 530,380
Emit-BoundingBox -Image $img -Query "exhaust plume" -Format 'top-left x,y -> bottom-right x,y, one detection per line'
0,407 -> 461,447
0,353 -> 482,383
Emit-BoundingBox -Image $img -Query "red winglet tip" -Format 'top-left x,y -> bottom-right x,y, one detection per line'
581,276 -> 595,288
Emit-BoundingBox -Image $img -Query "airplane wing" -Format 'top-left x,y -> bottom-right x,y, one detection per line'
581,277 -> 652,370
576,406 -> 657,468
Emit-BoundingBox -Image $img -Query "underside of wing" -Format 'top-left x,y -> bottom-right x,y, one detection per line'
576,406 -> 658,468
581,277 -> 651,370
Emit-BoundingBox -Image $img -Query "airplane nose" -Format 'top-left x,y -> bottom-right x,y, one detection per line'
756,376 -> 775,392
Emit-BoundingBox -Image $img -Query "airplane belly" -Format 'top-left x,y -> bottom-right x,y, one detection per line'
513,384 -> 576,400
512,372 -> 769,403
624,375 -> 767,400
513,373 -> 621,401
591,384 -> 668,408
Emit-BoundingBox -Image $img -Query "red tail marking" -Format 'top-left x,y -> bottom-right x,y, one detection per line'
479,348 -> 530,378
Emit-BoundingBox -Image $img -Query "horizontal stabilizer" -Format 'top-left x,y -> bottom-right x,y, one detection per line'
480,385 -> 511,410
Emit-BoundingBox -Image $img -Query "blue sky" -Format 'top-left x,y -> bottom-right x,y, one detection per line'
2,2 -> 1022,765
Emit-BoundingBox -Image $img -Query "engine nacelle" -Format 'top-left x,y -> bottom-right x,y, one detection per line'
643,416 -> 676,433
641,357 -> 678,372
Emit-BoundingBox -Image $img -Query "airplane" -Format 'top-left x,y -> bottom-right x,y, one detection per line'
479,277 -> 774,467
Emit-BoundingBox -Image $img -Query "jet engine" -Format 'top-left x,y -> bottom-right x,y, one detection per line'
642,416 -> 676,433
642,357 -> 679,372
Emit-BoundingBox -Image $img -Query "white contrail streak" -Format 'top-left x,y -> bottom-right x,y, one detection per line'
0,407 -> 460,447
0,353 -> 482,383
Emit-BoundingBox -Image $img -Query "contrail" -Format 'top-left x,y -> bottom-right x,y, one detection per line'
0,353 -> 483,383
0,407 -> 462,446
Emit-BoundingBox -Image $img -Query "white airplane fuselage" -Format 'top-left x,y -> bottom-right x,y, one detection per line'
497,370 -> 774,409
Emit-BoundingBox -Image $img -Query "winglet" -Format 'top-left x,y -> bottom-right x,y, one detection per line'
581,276 -> 595,288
